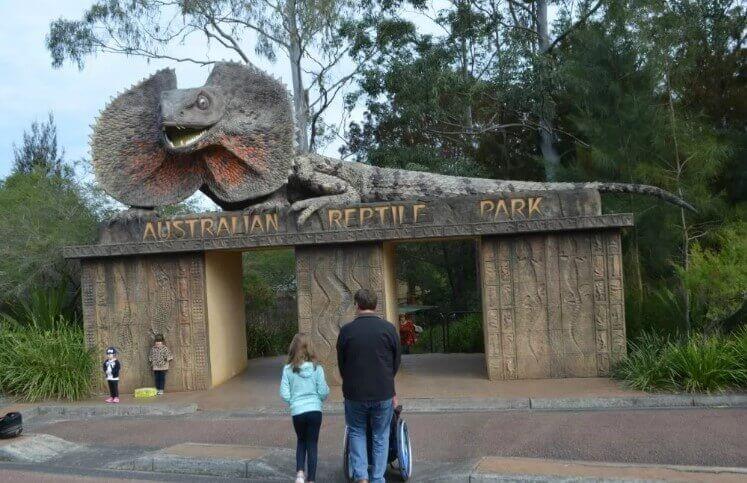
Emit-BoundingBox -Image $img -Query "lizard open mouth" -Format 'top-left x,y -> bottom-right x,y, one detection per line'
163,126 -> 209,149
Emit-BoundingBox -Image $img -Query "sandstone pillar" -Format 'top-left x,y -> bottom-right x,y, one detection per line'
479,230 -> 626,380
205,251 -> 248,386
81,250 -> 249,394
295,243 -> 394,384
81,253 -> 211,394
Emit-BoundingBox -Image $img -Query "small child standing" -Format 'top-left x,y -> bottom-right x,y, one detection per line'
280,334 -> 329,483
149,334 -> 173,395
103,347 -> 120,403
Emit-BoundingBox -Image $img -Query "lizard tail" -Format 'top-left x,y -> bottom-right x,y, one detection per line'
583,182 -> 696,212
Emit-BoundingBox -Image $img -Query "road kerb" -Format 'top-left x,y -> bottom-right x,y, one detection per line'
470,456 -> 747,482
30,403 -> 198,419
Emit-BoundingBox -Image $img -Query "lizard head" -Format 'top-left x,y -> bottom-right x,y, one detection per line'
91,62 -> 295,209
160,86 -> 225,153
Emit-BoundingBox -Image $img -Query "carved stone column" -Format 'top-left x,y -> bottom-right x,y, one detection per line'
479,230 -> 626,380
295,243 -> 392,384
81,253 -> 211,394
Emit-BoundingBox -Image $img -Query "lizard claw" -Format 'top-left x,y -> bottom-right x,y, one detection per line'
297,207 -> 318,226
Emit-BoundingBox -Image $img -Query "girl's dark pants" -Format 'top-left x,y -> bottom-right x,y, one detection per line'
154,370 -> 166,390
292,410 -> 322,480
107,380 -> 119,398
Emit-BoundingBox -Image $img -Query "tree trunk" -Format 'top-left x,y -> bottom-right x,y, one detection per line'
287,0 -> 309,153
680,204 -> 690,335
459,31 -> 473,133
664,60 -> 690,335
536,0 -> 561,181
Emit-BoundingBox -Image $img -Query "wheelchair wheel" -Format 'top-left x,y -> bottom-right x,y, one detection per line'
343,425 -> 353,481
396,419 -> 413,480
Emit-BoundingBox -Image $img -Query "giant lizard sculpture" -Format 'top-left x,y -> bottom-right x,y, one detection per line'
92,62 -> 694,224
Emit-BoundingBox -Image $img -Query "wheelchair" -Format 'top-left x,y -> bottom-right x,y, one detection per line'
343,404 -> 413,481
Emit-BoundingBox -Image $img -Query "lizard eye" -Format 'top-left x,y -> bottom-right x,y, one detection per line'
196,94 -> 210,110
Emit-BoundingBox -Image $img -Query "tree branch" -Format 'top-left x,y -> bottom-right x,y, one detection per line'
547,0 -> 604,52
207,18 -> 250,63
97,44 -> 215,66
222,16 -> 290,49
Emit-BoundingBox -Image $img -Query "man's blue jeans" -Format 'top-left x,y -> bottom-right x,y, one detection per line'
344,398 -> 394,483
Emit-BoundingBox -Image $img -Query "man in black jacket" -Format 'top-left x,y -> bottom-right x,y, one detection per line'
337,289 -> 401,483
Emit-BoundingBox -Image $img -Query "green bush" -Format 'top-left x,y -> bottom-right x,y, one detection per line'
679,222 -> 747,331
0,322 -> 96,401
414,313 -> 484,353
246,318 -> 297,359
612,332 -> 675,391
0,171 -> 98,302
1,283 -> 78,330
614,329 -> 747,393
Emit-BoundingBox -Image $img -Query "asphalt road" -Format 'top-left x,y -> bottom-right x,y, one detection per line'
36,408 -> 747,468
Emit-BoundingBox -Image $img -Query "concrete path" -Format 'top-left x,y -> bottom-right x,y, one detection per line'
6,355 -> 747,419
5,354 -> 644,414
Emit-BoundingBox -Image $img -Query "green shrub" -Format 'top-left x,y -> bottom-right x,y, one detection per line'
414,313 -> 484,353
613,332 -> 675,391
246,318 -> 297,359
679,222 -> 747,331
445,314 -> 484,353
614,329 -> 747,393
666,334 -> 744,392
0,171 -> 98,301
0,322 -> 95,401
2,283 -> 77,330
727,325 -> 747,385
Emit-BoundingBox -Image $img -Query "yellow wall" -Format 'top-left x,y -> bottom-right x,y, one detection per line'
382,242 -> 399,326
205,251 -> 248,387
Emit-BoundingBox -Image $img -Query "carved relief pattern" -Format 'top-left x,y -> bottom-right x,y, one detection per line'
295,244 -> 388,385
592,233 -> 610,375
80,254 -> 209,394
480,229 -> 625,379
480,240 -> 519,379
605,232 -> 626,365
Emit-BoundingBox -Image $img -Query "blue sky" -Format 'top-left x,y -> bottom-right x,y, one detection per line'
0,1 -> 351,180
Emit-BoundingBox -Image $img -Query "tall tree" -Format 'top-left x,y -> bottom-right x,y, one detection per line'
12,113 -> 66,176
342,1 -> 544,179
555,0 -> 743,335
47,0 -> 360,152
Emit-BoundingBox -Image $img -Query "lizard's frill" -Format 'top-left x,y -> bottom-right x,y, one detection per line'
91,69 -> 203,207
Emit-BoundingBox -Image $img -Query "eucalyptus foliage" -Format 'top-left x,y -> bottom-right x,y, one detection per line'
47,0 -> 362,152
0,171 -> 98,302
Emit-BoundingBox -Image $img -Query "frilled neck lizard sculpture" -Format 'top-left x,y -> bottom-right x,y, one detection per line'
92,62 -> 693,224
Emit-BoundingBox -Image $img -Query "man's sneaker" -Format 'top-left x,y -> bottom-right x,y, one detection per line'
112,397 -> 120,403
157,390 -> 164,395
105,397 -> 114,403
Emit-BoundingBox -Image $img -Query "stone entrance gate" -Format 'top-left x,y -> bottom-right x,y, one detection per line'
65,190 -> 630,393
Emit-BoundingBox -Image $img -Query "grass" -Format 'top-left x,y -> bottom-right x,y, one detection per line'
614,327 -> 747,393
0,321 -> 96,401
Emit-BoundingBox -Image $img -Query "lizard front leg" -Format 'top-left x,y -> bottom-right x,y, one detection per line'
290,161 -> 360,225
247,186 -> 291,212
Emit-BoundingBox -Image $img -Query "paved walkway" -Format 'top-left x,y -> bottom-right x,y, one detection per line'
3,354 -> 643,414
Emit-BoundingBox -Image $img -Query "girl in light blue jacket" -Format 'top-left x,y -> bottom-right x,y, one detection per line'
280,333 -> 329,483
